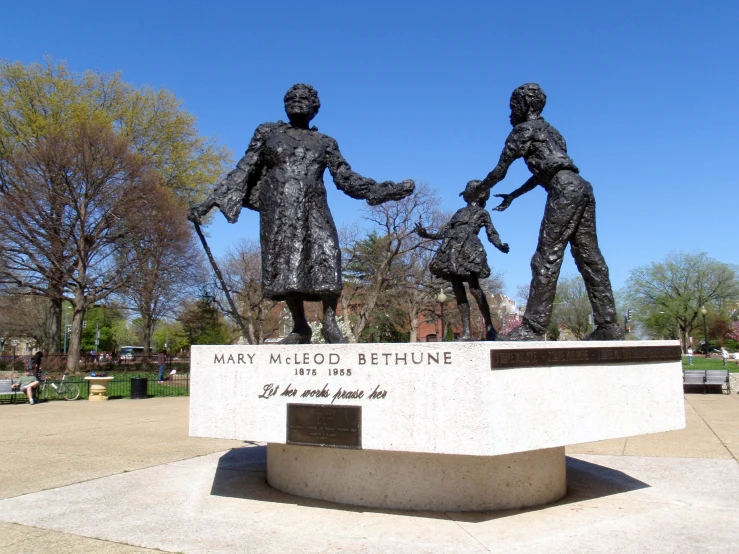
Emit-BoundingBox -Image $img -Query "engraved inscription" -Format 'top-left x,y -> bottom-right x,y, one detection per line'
491,345 -> 682,370
287,404 -> 362,449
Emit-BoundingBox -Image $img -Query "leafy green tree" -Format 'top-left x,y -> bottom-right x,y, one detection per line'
546,320 -> 561,341
0,59 -> 230,354
625,252 -> 739,350
80,305 -> 124,353
359,310 -> 410,343
178,298 -> 233,346
553,275 -> 592,340
110,319 -> 139,353
0,59 -> 229,201
152,321 -> 189,355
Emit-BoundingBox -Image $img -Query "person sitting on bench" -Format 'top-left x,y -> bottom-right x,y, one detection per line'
11,368 -> 39,405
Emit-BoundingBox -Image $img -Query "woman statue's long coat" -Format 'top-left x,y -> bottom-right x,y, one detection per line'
203,121 -> 405,301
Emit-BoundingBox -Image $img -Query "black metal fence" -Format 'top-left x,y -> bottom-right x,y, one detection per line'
63,373 -> 190,400
0,354 -> 31,372
36,353 -> 191,373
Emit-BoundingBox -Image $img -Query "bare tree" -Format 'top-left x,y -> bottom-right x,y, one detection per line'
341,184 -> 439,342
118,187 -> 204,354
220,239 -> 280,344
0,122 -> 158,372
0,294 -> 46,348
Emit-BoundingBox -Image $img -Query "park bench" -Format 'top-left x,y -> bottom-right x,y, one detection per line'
683,369 -> 730,394
0,379 -> 28,404
705,369 -> 730,394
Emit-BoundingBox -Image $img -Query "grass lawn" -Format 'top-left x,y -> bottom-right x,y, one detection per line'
682,356 -> 739,372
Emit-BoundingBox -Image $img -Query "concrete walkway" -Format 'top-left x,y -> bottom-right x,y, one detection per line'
1,394 -> 738,553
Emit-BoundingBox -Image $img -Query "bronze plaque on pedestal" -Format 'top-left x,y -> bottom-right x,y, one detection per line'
491,345 -> 682,370
287,404 -> 362,449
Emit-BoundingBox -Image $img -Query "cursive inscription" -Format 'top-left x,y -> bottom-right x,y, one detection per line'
259,383 -> 386,404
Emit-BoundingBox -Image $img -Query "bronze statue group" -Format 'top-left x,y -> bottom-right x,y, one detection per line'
189,83 -> 624,344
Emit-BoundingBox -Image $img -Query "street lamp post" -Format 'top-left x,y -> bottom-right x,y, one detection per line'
701,306 -> 709,357
437,289 -> 447,342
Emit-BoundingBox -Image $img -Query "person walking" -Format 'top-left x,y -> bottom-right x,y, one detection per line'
31,350 -> 43,380
157,350 -> 167,383
687,347 -> 693,365
721,347 -> 729,366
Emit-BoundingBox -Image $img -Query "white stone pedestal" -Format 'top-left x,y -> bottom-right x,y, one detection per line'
190,341 -> 685,511
267,443 -> 566,511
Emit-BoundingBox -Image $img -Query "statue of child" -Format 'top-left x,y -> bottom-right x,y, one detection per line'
415,180 -> 509,341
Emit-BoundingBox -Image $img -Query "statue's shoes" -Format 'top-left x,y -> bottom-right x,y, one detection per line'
280,331 -> 312,345
321,326 -> 348,344
583,323 -> 625,341
499,324 -> 545,341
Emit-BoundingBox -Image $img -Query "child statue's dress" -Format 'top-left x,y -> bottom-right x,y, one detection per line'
428,204 -> 494,280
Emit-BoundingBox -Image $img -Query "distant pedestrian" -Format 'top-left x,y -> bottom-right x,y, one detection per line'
721,347 -> 729,366
31,350 -> 43,380
687,347 -> 693,365
734,351 -> 739,365
157,350 -> 167,383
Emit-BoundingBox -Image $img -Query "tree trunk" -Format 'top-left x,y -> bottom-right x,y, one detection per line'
142,314 -> 153,357
66,306 -> 85,374
43,296 -> 62,354
409,304 -> 420,343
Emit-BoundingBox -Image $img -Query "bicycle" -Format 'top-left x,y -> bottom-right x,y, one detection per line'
38,372 -> 81,401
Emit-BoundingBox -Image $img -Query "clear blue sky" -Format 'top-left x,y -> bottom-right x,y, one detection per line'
2,0 -> 737,299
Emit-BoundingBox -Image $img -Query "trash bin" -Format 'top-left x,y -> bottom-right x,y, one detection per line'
130,377 -> 148,399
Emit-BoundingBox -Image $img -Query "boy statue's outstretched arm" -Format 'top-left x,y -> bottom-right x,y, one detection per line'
470,125 -> 530,200
493,176 -> 539,212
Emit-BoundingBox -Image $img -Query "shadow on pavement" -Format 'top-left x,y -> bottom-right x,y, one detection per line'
210,447 -> 650,521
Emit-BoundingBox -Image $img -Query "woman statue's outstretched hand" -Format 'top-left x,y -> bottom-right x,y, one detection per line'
493,193 -> 513,212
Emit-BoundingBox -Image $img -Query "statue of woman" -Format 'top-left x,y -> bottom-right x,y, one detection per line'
188,84 -> 414,344
415,181 -> 509,341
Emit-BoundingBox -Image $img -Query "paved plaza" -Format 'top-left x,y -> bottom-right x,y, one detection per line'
1,394 -> 738,553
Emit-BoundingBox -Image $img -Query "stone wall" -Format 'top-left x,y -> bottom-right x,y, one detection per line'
729,373 -> 739,393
